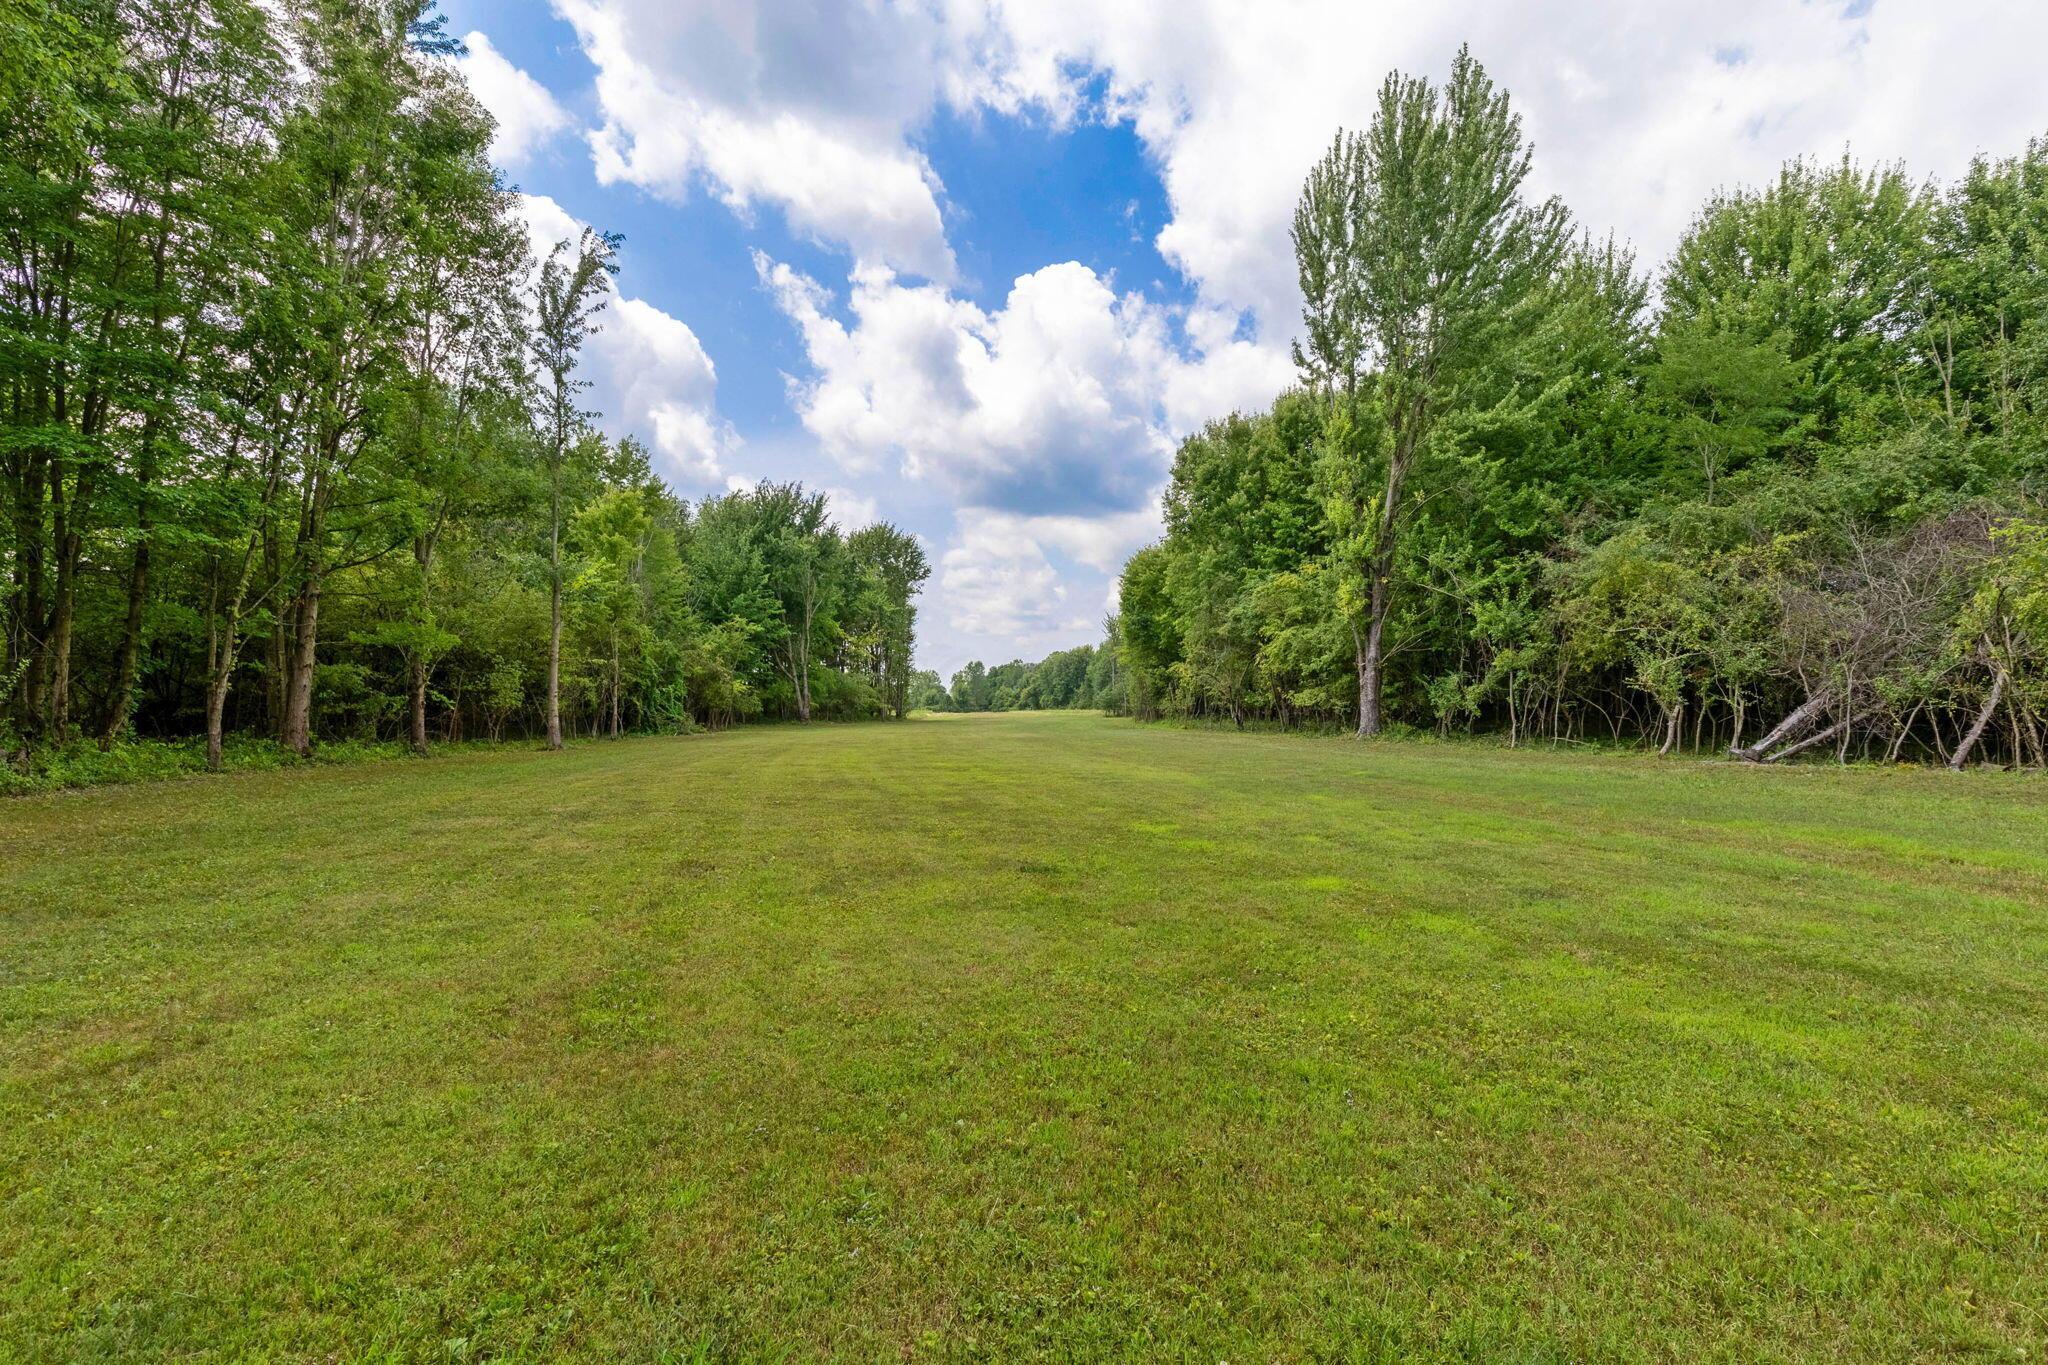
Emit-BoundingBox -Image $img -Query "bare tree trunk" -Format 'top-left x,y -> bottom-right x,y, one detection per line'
48,485 -> 81,741
546,491 -> 563,751
203,542 -> 258,773
280,568 -> 321,757
609,638 -> 622,737
1761,711 -> 1863,764
8,457 -> 49,758
1357,609 -> 1386,737
264,525 -> 285,737
205,616 -> 235,775
99,401 -> 169,749
100,536 -> 150,748
408,653 -> 429,756
1887,701 -> 1925,764
1659,702 -> 1681,756
407,529 -> 436,757
1950,667 -> 2006,771
1355,423 -> 1415,739
1733,690 -> 1831,762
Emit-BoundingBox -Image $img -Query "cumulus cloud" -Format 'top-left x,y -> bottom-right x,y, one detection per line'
456,31 -> 572,167
756,253 -> 1263,518
603,295 -> 732,483
1001,506 -> 1164,575
515,194 -> 738,486
820,486 -> 881,532
551,0 -> 961,279
937,512 -> 1071,640
931,506 -> 1157,662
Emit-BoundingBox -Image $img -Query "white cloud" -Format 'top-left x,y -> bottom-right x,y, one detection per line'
930,505 -> 1155,668
603,295 -> 733,483
1001,506 -> 1164,575
551,0 -> 961,278
457,31 -> 572,167
757,254 -> 1267,518
821,486 -> 881,532
514,194 -> 738,486
511,191 -> 584,274
938,511 -> 1070,640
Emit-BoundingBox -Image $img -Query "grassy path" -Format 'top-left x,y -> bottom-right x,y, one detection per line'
4,713 -> 2047,1361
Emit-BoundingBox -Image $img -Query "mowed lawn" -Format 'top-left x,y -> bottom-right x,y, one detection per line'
5,715 -> 2048,1362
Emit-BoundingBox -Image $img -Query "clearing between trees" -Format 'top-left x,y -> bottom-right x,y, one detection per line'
4,712 -> 2046,1360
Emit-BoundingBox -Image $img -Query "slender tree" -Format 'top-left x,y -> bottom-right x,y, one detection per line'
529,228 -> 618,750
1293,47 -> 1569,735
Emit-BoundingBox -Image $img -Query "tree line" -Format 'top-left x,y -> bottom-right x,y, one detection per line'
1111,48 -> 2048,769
2,0 -> 928,776
912,643 -> 1120,714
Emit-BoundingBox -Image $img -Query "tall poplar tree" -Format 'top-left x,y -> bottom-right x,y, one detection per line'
530,228 -> 618,750
1293,47 -> 1569,735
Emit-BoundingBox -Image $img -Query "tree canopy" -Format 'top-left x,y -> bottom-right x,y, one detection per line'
1113,51 -> 2048,769
2,1 -> 927,772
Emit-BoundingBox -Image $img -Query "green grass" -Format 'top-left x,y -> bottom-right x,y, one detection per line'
4,712 -> 2047,1362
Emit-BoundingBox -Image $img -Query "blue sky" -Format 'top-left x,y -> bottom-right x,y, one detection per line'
439,0 -> 2048,679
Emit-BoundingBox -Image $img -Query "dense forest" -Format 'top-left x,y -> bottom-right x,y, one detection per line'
1,0 -> 928,778
1112,49 -> 2048,768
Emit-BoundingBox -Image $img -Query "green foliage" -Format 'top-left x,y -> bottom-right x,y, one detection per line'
1109,51 -> 2048,768
1,3 -> 923,768
0,732 -> 422,794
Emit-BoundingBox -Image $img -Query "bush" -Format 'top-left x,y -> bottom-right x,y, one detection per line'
0,735 -> 422,796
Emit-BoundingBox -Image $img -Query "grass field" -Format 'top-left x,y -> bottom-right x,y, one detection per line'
4,713 -> 2048,1362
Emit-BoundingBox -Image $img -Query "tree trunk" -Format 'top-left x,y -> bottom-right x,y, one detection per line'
264,524 -> 286,737
202,548 -> 256,774
100,535 -> 150,749
280,565 -> 321,757
48,493 -> 80,742
8,457 -> 48,754
1950,667 -> 2006,771
1356,611 -> 1386,737
205,619 -> 235,773
546,493 -> 563,751
408,531 -> 436,757
1732,690 -> 1831,762
408,654 -> 429,756
1886,701 -> 1925,764
1761,710 -> 1869,764
1354,414 -> 1418,739
609,638 -> 622,737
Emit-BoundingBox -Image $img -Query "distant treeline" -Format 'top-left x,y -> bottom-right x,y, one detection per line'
913,644 -> 1119,714
1109,48 -> 2048,768
2,1 -> 927,774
